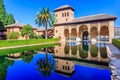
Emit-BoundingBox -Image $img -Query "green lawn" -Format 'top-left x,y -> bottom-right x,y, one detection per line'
0,43 -> 58,56
0,38 -> 59,48
112,39 -> 120,49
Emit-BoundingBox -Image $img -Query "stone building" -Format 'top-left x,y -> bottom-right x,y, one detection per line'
5,22 -> 54,39
6,23 -> 37,39
54,5 -> 117,43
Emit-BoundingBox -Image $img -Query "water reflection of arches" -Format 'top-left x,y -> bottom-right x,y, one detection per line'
90,44 -> 98,57
100,47 -> 107,59
64,43 -> 70,54
71,46 -> 77,55
79,43 -> 88,59
82,42 -> 89,52
64,29 -> 69,40
100,26 -> 109,41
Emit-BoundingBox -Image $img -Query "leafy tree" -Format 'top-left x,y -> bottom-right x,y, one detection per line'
7,32 -> 19,39
35,8 -> 55,39
21,24 -> 34,38
21,51 -> 35,63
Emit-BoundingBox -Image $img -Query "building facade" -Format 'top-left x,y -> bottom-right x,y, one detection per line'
54,5 -> 117,43
6,23 -> 54,39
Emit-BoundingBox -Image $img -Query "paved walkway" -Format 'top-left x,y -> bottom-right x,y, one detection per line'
0,41 -> 59,50
106,44 -> 120,80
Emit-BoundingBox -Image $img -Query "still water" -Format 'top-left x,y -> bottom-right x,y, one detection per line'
0,42 -> 111,80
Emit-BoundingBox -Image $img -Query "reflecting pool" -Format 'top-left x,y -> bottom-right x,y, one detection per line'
0,42 -> 111,80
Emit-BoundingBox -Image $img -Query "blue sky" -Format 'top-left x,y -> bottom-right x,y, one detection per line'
4,0 -> 120,28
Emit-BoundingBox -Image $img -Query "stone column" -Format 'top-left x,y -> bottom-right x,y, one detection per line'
77,25 -> 79,38
98,23 -> 101,41
88,24 -> 91,41
69,26 -> 71,40
109,21 -> 114,43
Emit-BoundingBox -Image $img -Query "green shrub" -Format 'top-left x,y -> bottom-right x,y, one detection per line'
37,35 -> 43,39
7,32 -> 19,39
112,39 -> 120,49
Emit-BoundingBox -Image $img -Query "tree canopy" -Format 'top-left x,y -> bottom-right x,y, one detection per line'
21,24 -> 34,37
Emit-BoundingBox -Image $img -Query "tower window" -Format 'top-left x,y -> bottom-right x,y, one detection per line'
62,13 -> 64,17
67,12 -> 69,16
65,12 -> 66,17
66,18 -> 68,21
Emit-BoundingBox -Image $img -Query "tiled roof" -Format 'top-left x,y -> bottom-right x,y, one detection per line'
54,5 -> 74,11
36,28 -> 54,31
71,14 -> 117,23
6,23 -> 24,27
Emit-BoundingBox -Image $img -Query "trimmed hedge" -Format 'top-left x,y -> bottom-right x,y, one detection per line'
112,39 -> 120,49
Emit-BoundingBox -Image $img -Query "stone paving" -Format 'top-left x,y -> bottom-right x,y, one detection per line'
106,44 -> 120,80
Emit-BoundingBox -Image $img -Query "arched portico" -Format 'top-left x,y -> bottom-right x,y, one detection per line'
71,28 -> 77,40
79,25 -> 89,40
90,27 -> 98,41
100,26 -> 109,41
64,29 -> 69,40
82,31 -> 89,40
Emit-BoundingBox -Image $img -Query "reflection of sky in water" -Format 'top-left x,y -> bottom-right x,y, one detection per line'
6,54 -> 111,80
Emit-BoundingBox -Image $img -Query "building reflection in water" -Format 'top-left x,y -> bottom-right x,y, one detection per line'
55,59 -> 75,76
54,42 -> 108,63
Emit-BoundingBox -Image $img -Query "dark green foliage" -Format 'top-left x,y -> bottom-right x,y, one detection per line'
112,39 -> 120,49
0,56 -> 14,80
0,0 -> 15,29
7,32 -> 19,39
7,13 -> 15,25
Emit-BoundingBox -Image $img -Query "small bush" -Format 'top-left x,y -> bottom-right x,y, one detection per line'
7,32 -> 19,39
112,39 -> 120,49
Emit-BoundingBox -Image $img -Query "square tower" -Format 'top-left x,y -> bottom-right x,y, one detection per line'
54,5 -> 74,24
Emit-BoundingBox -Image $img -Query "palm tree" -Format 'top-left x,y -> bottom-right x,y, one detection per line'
36,54 -> 56,77
35,8 -> 55,39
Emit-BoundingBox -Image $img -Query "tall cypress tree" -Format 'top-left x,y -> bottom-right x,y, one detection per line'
7,13 -> 15,25
0,0 -> 6,29
0,0 -> 15,29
